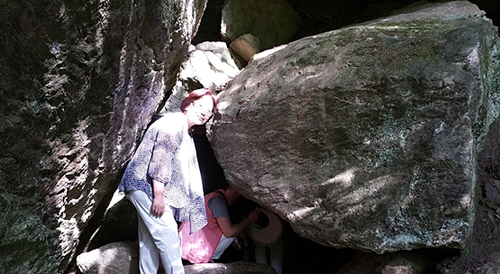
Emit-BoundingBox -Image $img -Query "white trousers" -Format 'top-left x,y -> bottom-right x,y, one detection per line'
255,237 -> 284,274
127,190 -> 185,274
211,234 -> 234,260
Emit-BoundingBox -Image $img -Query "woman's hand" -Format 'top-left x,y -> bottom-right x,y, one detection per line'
151,179 -> 165,217
247,209 -> 260,223
151,195 -> 165,217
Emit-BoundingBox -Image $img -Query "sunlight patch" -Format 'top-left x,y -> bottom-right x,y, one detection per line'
322,168 -> 357,188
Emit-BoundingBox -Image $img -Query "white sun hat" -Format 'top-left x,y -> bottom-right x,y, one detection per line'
248,208 -> 284,245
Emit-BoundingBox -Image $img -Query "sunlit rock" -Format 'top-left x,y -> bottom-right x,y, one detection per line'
208,1 -> 500,253
230,34 -> 261,63
164,41 -> 241,113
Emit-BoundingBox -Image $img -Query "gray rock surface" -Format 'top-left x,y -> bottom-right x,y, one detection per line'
435,120 -> 500,273
207,1 -> 500,253
76,241 -> 139,274
0,0 -> 207,273
184,261 -> 277,274
77,244 -> 276,274
337,250 -> 440,274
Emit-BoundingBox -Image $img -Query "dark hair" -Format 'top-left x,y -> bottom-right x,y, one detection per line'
180,88 -> 218,114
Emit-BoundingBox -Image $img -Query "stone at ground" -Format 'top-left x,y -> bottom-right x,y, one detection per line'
185,261 -> 277,274
76,241 -> 139,274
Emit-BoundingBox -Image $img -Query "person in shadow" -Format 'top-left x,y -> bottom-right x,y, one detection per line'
178,185 -> 260,263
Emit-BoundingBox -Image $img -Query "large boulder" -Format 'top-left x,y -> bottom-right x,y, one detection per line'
0,0 -> 207,273
286,0 -> 500,40
207,1 -> 500,253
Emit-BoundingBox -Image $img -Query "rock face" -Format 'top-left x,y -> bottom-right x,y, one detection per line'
207,1 -> 500,253
0,0 -> 206,273
437,120 -> 500,273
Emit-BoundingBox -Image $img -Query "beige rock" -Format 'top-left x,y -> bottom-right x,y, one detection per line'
163,41 -> 241,113
229,34 -> 261,62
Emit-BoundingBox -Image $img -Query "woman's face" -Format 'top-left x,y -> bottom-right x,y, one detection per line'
226,187 -> 241,203
184,95 -> 214,126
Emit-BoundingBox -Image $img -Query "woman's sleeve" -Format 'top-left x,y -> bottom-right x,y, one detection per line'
147,125 -> 181,184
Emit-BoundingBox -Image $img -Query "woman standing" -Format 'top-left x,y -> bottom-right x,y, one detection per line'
119,88 -> 218,274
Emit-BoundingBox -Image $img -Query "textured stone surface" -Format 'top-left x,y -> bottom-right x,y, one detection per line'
76,241 -> 139,274
77,244 -> 276,274
0,0 -> 206,273
184,261 -> 277,274
207,1 -> 500,253
337,250 -> 441,274
221,0 -> 301,50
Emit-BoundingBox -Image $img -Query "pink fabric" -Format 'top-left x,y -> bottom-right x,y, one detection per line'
178,189 -> 230,263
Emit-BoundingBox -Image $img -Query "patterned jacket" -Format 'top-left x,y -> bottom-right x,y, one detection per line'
119,112 -> 207,233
